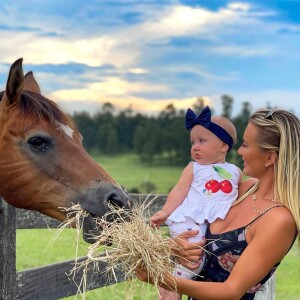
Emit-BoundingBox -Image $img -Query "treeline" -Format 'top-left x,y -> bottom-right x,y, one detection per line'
71,96 -> 257,169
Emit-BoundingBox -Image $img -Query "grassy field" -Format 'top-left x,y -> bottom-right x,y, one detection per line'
91,152 -> 183,194
16,153 -> 300,299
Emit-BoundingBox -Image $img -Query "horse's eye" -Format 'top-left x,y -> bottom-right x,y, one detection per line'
27,136 -> 53,153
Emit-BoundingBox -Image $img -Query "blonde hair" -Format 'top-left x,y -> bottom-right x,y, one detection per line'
236,108 -> 300,246
211,116 -> 237,145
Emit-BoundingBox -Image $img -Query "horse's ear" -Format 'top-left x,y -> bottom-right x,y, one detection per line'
24,71 -> 41,94
2,58 -> 24,106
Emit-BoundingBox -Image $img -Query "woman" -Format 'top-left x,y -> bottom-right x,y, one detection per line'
136,108 -> 299,299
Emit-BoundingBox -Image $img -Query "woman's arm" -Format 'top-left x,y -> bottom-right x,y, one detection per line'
138,207 -> 297,299
222,207 -> 296,296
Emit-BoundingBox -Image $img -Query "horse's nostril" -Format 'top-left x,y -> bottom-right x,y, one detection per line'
107,197 -> 124,209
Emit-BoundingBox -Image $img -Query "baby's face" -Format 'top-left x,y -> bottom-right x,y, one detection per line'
190,125 -> 228,165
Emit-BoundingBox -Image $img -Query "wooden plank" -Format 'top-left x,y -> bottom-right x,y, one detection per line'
16,209 -> 61,229
0,198 -> 17,300
16,256 -> 277,300
17,256 -> 125,299
129,193 -> 167,214
15,194 -> 167,229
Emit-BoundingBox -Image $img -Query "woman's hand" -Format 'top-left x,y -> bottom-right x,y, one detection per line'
135,265 -> 177,292
135,265 -> 154,284
171,230 -> 206,270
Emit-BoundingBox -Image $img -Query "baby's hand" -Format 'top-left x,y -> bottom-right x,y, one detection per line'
150,210 -> 169,228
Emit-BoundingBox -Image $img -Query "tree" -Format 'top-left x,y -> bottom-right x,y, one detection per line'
159,103 -> 176,119
133,121 -> 162,163
102,102 -> 115,115
192,97 -> 205,114
232,101 -> 252,168
72,112 -> 96,150
71,96 -> 256,169
97,123 -> 119,154
221,95 -> 233,118
241,101 -> 251,121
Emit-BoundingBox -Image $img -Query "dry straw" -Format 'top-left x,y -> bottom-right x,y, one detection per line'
56,204 -> 89,262
58,196 -> 181,299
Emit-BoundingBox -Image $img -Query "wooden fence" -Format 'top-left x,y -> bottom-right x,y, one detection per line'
0,195 -> 275,299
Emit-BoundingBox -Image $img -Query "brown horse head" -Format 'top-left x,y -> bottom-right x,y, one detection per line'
0,58 -> 131,243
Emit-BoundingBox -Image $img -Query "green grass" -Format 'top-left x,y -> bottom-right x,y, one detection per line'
16,153 -> 300,299
92,153 -> 183,194
276,244 -> 300,300
16,229 -> 87,270
16,228 -> 160,299
16,228 -> 187,299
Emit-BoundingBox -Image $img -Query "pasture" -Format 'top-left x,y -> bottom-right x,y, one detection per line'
17,153 -> 300,299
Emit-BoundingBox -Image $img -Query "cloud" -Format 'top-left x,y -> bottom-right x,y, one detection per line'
57,94 -> 212,116
208,45 -> 273,57
1,1 -> 300,119
125,4 -> 234,43
128,68 -> 148,74
55,85 -> 300,119
0,31 -> 139,67
0,1 -> 277,69
51,76 -> 168,99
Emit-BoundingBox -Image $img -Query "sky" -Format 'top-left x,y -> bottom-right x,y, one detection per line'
0,0 -> 300,117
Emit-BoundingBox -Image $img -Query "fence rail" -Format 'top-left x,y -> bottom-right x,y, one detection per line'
0,195 -> 165,299
0,195 -> 274,299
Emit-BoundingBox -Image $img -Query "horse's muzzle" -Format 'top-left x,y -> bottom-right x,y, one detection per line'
76,181 -> 131,244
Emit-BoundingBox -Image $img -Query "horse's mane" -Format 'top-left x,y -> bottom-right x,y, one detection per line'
0,90 -> 74,128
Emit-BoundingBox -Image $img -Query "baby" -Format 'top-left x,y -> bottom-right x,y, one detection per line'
151,106 -> 242,299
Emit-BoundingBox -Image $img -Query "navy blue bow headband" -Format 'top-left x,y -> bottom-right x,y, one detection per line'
185,106 -> 234,150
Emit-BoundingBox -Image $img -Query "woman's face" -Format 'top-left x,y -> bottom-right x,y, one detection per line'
238,122 -> 269,177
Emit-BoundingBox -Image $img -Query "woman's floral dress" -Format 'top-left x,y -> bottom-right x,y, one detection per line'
189,207 -> 283,300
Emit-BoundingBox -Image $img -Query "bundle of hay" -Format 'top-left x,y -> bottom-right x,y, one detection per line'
59,198 -> 179,298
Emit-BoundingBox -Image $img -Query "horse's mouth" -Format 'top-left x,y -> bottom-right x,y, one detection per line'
76,184 -> 132,244
82,215 -> 105,244
82,210 -> 131,244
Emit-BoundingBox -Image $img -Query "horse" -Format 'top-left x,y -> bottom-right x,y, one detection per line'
0,58 -> 130,243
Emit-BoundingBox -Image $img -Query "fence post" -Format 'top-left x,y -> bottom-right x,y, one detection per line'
0,198 -> 17,299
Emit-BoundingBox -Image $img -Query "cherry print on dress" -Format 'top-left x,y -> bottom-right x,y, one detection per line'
204,165 -> 233,195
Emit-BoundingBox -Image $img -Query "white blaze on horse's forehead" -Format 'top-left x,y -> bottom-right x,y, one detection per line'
57,122 -> 74,139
